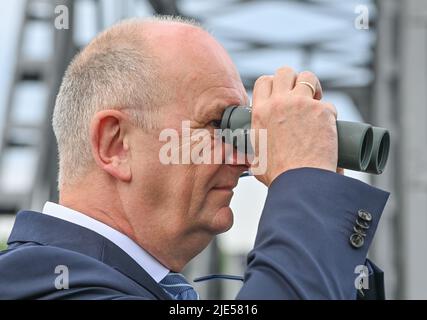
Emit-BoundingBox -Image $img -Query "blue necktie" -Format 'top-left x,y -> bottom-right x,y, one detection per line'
160,272 -> 200,300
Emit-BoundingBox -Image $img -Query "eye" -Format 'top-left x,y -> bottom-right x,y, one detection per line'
210,120 -> 222,129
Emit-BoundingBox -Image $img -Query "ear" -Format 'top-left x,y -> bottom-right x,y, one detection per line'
90,109 -> 132,182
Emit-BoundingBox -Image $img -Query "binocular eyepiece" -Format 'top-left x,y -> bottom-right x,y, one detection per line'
220,106 -> 390,175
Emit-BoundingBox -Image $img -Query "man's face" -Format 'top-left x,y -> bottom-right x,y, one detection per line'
128,29 -> 249,248
164,73 -> 249,236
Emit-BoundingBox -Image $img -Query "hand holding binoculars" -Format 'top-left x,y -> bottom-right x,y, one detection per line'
220,106 -> 390,175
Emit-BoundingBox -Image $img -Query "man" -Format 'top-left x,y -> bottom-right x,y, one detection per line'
0,16 -> 389,300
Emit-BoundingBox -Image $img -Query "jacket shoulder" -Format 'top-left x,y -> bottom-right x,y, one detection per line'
0,244 -> 154,300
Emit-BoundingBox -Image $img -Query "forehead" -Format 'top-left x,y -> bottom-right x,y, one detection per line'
188,41 -> 246,120
182,51 -> 247,121
146,22 -> 248,114
179,61 -> 246,106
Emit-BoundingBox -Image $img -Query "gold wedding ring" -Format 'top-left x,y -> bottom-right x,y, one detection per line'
297,81 -> 316,97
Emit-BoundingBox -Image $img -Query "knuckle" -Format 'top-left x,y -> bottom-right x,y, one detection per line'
299,70 -> 316,79
298,71 -> 320,89
276,66 -> 295,75
255,75 -> 272,85
309,100 -> 325,114
317,103 -> 337,119
324,102 -> 338,117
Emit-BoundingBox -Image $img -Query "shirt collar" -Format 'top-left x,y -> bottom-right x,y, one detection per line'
42,202 -> 169,283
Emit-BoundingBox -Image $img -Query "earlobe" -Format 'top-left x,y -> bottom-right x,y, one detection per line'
90,110 -> 132,183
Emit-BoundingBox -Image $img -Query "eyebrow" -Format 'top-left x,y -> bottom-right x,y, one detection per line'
205,101 -> 237,122
194,86 -> 244,121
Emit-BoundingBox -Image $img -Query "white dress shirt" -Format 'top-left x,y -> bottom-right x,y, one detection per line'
42,202 -> 169,283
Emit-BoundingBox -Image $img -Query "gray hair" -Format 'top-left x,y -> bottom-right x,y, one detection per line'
53,16 -> 201,188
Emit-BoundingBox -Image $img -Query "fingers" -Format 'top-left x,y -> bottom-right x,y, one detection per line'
254,68 -> 323,103
253,75 -> 273,106
272,66 -> 298,97
292,71 -> 323,100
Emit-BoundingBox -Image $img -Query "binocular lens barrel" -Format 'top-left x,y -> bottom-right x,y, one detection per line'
220,106 -> 390,175
336,121 -> 373,172
366,127 -> 390,175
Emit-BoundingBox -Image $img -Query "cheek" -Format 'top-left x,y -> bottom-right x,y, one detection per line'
186,165 -> 223,208
194,164 -> 223,190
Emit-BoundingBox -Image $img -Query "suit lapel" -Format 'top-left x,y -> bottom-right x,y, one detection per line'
100,237 -> 171,300
8,211 -> 171,300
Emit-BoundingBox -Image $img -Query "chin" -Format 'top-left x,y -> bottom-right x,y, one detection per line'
210,206 -> 234,235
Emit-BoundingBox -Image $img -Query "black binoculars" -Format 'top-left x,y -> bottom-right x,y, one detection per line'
220,106 -> 390,175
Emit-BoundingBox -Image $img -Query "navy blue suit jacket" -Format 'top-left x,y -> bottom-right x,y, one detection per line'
0,168 -> 389,299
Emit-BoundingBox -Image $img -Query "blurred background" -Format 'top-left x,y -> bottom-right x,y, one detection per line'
0,0 -> 425,299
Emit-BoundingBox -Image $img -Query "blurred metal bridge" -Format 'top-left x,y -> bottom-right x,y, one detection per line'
0,0 -> 426,299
